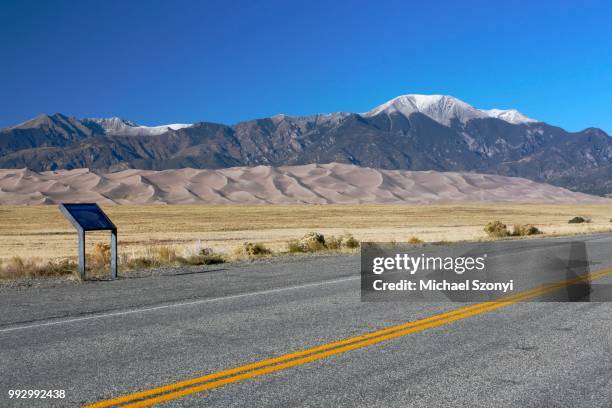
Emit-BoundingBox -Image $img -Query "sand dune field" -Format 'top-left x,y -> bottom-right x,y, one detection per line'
0,163 -> 607,205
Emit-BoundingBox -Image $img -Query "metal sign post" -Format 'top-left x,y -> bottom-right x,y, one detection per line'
59,203 -> 118,280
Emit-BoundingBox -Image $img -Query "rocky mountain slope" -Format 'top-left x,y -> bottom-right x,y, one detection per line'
1,95 -> 610,195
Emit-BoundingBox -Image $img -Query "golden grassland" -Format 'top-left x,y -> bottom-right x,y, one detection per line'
0,203 -> 610,269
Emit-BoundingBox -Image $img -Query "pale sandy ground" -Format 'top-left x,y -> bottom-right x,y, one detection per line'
0,163 -> 607,205
0,204 -> 610,265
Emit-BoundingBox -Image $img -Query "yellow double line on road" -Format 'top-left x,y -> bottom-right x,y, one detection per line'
86,268 -> 612,408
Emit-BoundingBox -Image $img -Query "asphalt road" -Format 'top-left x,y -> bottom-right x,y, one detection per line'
1,234 -> 612,407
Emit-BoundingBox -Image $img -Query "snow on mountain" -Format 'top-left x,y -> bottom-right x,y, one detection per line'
482,109 -> 536,124
364,94 -> 486,126
364,94 -> 537,126
87,117 -> 191,136
87,117 -> 138,132
137,123 -> 192,135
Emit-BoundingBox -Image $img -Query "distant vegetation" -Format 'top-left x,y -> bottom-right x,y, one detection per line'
407,236 -> 425,244
123,245 -> 226,269
232,242 -> 272,260
484,221 -> 542,238
287,232 -> 359,253
0,244 -> 228,280
0,232 -> 361,280
511,224 -> 542,236
568,216 -> 591,224
2,204 -> 611,281
484,221 -> 510,238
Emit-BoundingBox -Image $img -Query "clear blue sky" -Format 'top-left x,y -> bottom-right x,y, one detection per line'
1,0 -> 611,133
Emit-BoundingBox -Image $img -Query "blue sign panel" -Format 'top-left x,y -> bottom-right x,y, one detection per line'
59,203 -> 118,280
60,203 -> 116,231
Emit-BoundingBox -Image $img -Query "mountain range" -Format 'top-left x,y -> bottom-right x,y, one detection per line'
1,94 -> 610,196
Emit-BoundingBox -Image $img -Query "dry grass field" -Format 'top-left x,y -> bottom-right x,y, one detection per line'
0,204 -> 611,272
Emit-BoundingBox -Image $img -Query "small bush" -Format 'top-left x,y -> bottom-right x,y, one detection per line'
182,253 -> 225,265
287,240 -> 304,253
233,242 -> 272,259
300,232 -> 326,252
243,242 -> 272,256
323,234 -> 360,250
568,216 -> 592,224
407,236 -> 424,244
287,232 -> 359,253
484,221 -> 510,238
326,236 -> 343,250
198,247 -> 214,256
512,224 -> 542,236
304,240 -> 326,252
342,234 -> 360,249
287,232 -> 326,253
90,243 -> 111,267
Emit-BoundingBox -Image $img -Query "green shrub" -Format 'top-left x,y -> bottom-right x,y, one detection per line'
342,234 -> 360,249
484,221 -> 510,238
568,216 -> 589,224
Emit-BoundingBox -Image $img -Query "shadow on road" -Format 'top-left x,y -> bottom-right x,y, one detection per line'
87,267 -> 228,281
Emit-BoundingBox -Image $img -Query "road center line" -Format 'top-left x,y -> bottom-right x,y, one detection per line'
0,276 -> 358,334
87,267 -> 612,408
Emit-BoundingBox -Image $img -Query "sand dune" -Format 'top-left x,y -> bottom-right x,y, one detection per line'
0,164 -> 607,205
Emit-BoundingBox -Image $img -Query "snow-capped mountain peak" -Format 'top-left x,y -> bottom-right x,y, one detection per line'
88,117 -> 138,131
364,94 -> 537,126
363,94 -> 486,126
86,117 -> 192,136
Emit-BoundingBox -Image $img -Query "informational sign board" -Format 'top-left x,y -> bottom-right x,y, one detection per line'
59,203 -> 118,280
61,203 -> 116,231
